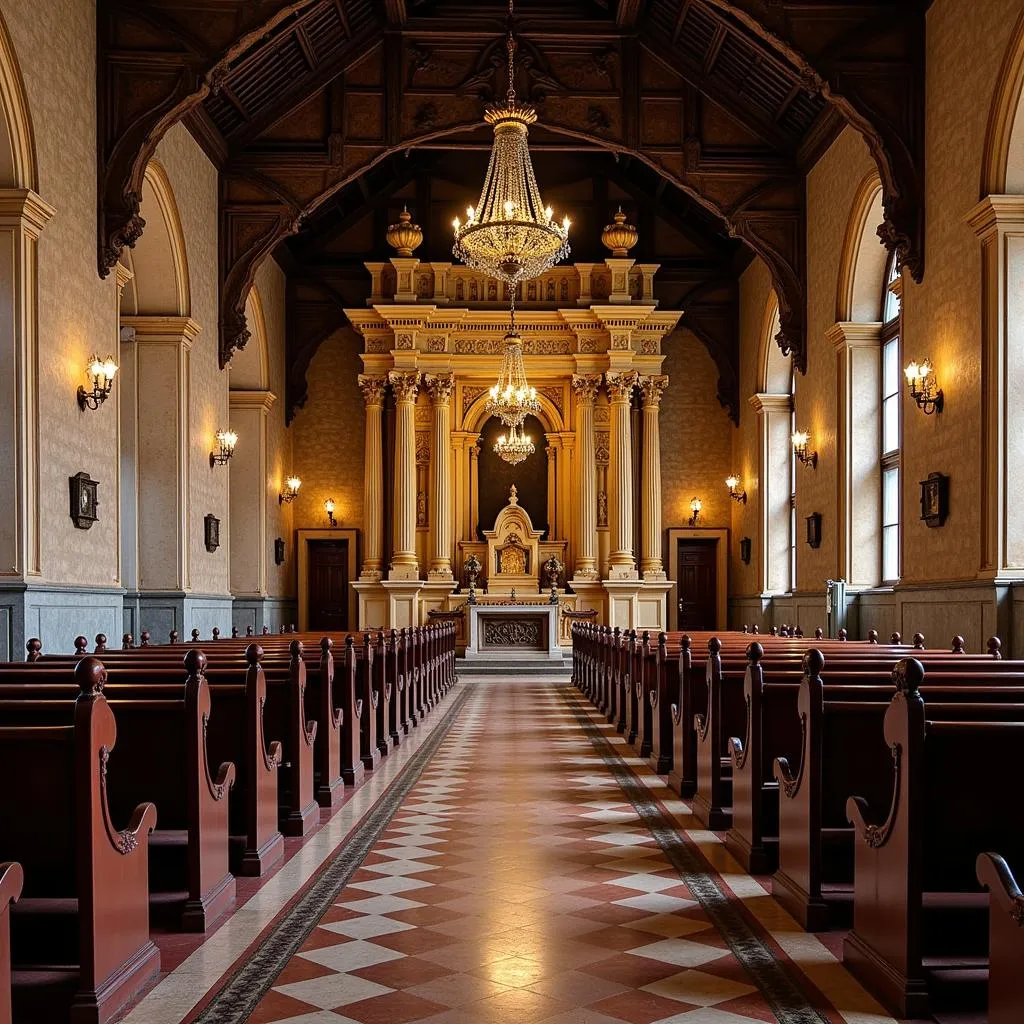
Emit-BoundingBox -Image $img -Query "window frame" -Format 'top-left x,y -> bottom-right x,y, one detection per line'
880,254 -> 902,586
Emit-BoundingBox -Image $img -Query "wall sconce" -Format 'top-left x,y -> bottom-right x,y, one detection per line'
740,537 -> 752,564
904,359 -> 944,414
805,512 -> 822,549
792,430 -> 818,469
209,429 -> 238,467
688,496 -> 702,527
77,354 -> 118,410
726,475 -> 747,504
324,498 -> 337,528
279,477 -> 301,504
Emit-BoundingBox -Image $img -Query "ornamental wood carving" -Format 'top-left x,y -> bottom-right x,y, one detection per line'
96,0 -> 927,378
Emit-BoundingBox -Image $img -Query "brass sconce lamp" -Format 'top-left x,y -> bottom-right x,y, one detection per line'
209,430 -> 238,467
904,359 -> 944,415
324,498 -> 337,528
279,477 -> 301,504
77,354 -> 118,411
688,496 -> 702,527
726,475 -> 747,504
792,430 -> 818,469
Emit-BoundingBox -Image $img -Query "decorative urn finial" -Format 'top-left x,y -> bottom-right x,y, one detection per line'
386,206 -> 423,257
601,207 -> 639,257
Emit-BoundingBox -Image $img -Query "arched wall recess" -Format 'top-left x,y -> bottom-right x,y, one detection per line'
982,8 -> 1024,195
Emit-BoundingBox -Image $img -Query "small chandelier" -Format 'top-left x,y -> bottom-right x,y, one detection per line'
494,421 -> 535,466
78,354 -> 118,411
452,0 -> 570,284
486,317 -> 540,426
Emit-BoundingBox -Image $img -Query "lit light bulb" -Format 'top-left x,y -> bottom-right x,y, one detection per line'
726,476 -> 739,491
562,215 -> 571,231
324,498 -> 335,514
690,497 -> 703,513
453,216 -> 461,232
792,431 -> 809,450
101,358 -> 118,382
504,200 -> 516,219
545,206 -> 553,222
286,477 -> 301,494
467,206 -> 475,222
904,361 -> 921,382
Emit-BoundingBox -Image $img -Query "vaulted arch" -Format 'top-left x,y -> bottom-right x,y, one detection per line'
836,173 -> 887,324
982,7 -> 1024,195
0,7 -> 36,190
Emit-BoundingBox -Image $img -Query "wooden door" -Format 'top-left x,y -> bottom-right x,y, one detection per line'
676,540 -> 718,631
309,540 -> 349,632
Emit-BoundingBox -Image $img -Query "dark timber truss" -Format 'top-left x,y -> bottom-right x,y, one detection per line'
98,0 -> 927,400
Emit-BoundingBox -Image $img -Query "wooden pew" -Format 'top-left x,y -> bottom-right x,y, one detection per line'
1,659 -> 159,1024
0,652 -> 238,931
0,864 -> 21,1024
843,660 -> 1024,1018
976,852 -> 1024,1024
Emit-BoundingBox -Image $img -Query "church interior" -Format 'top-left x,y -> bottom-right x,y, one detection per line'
1,0 -> 1024,1022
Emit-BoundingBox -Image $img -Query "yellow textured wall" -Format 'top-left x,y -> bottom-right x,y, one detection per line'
899,0 -> 1023,584
2,0 -> 119,587
291,329 -> 366,540
731,258 -> 774,597
255,257 -> 296,599
801,127 -> 878,589
153,123 -> 229,596
660,328 -> 734,542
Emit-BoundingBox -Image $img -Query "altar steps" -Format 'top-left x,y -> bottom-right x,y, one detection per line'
455,655 -> 572,678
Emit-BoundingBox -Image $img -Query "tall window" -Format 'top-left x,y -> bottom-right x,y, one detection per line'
789,375 -> 797,592
880,255 -> 902,584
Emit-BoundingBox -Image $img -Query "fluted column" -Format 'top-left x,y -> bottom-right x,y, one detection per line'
389,371 -> 420,579
424,374 -> 455,578
606,371 -> 639,579
358,375 -> 387,579
640,375 -> 669,578
469,440 -> 481,542
572,375 -> 602,580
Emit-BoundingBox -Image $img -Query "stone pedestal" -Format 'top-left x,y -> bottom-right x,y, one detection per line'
603,580 -> 642,631
354,581 -> 388,631
420,579 -> 457,618
382,580 -> 425,629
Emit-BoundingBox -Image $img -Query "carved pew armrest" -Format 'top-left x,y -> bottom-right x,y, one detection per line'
978,852 -> 1024,921
773,756 -> 799,798
0,862 -> 23,908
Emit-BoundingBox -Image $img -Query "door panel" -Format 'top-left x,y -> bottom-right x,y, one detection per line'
309,540 -> 349,632
676,541 -> 717,631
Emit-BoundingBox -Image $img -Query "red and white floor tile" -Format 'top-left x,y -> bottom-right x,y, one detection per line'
231,680 -> 896,1024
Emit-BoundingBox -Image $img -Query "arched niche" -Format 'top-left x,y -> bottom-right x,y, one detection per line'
0,10 -> 35,190
120,160 -> 190,317
983,8 -> 1024,195
230,285 -> 270,390
758,291 -> 790,395
836,173 -> 887,322
475,414 -> 549,543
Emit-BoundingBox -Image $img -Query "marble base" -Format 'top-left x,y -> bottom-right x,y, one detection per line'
0,582 -> 125,659
465,604 -> 563,662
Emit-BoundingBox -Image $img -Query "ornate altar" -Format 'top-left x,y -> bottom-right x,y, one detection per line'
465,603 -> 562,661
482,486 -> 544,595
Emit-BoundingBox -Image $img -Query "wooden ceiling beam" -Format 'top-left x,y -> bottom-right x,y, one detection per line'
384,0 -> 408,25
616,0 -> 644,28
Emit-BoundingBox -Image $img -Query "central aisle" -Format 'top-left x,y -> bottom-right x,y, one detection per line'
222,678 -> 881,1024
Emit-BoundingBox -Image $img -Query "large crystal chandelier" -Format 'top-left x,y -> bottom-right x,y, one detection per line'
494,421 -> 535,466
452,0 -> 570,284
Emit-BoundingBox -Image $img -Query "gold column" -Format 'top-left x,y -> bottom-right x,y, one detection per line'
424,374 -> 455,578
545,438 -> 558,539
571,375 -> 602,580
606,371 -> 639,579
468,440 -> 481,543
388,371 -> 420,579
358,375 -> 387,579
640,375 -> 669,578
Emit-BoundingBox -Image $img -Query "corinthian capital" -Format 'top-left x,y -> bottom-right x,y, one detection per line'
358,374 -> 388,407
640,374 -> 669,408
388,370 -> 420,403
572,373 -> 603,405
423,373 -> 455,405
605,370 -> 639,402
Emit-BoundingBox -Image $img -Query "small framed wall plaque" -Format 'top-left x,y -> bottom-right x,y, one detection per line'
805,512 -> 822,549
204,514 -> 221,553
69,472 -> 99,530
739,537 -> 752,565
274,537 -> 285,565
920,472 -> 949,528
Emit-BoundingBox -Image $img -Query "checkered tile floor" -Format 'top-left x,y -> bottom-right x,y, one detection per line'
244,680 -> 824,1024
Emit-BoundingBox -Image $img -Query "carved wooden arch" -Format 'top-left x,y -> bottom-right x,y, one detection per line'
221,121 -> 806,372
696,0 -> 926,284
835,171 -> 886,324
97,0 -> 326,278
234,283 -> 270,391
463,388 -> 564,437
121,159 -> 192,318
0,8 -> 37,190
757,289 -> 791,397
982,8 -> 1024,195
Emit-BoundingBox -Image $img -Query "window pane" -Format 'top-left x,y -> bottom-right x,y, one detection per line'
883,466 -> 900,527
883,338 -> 899,397
883,395 -> 900,454
882,524 -> 899,583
